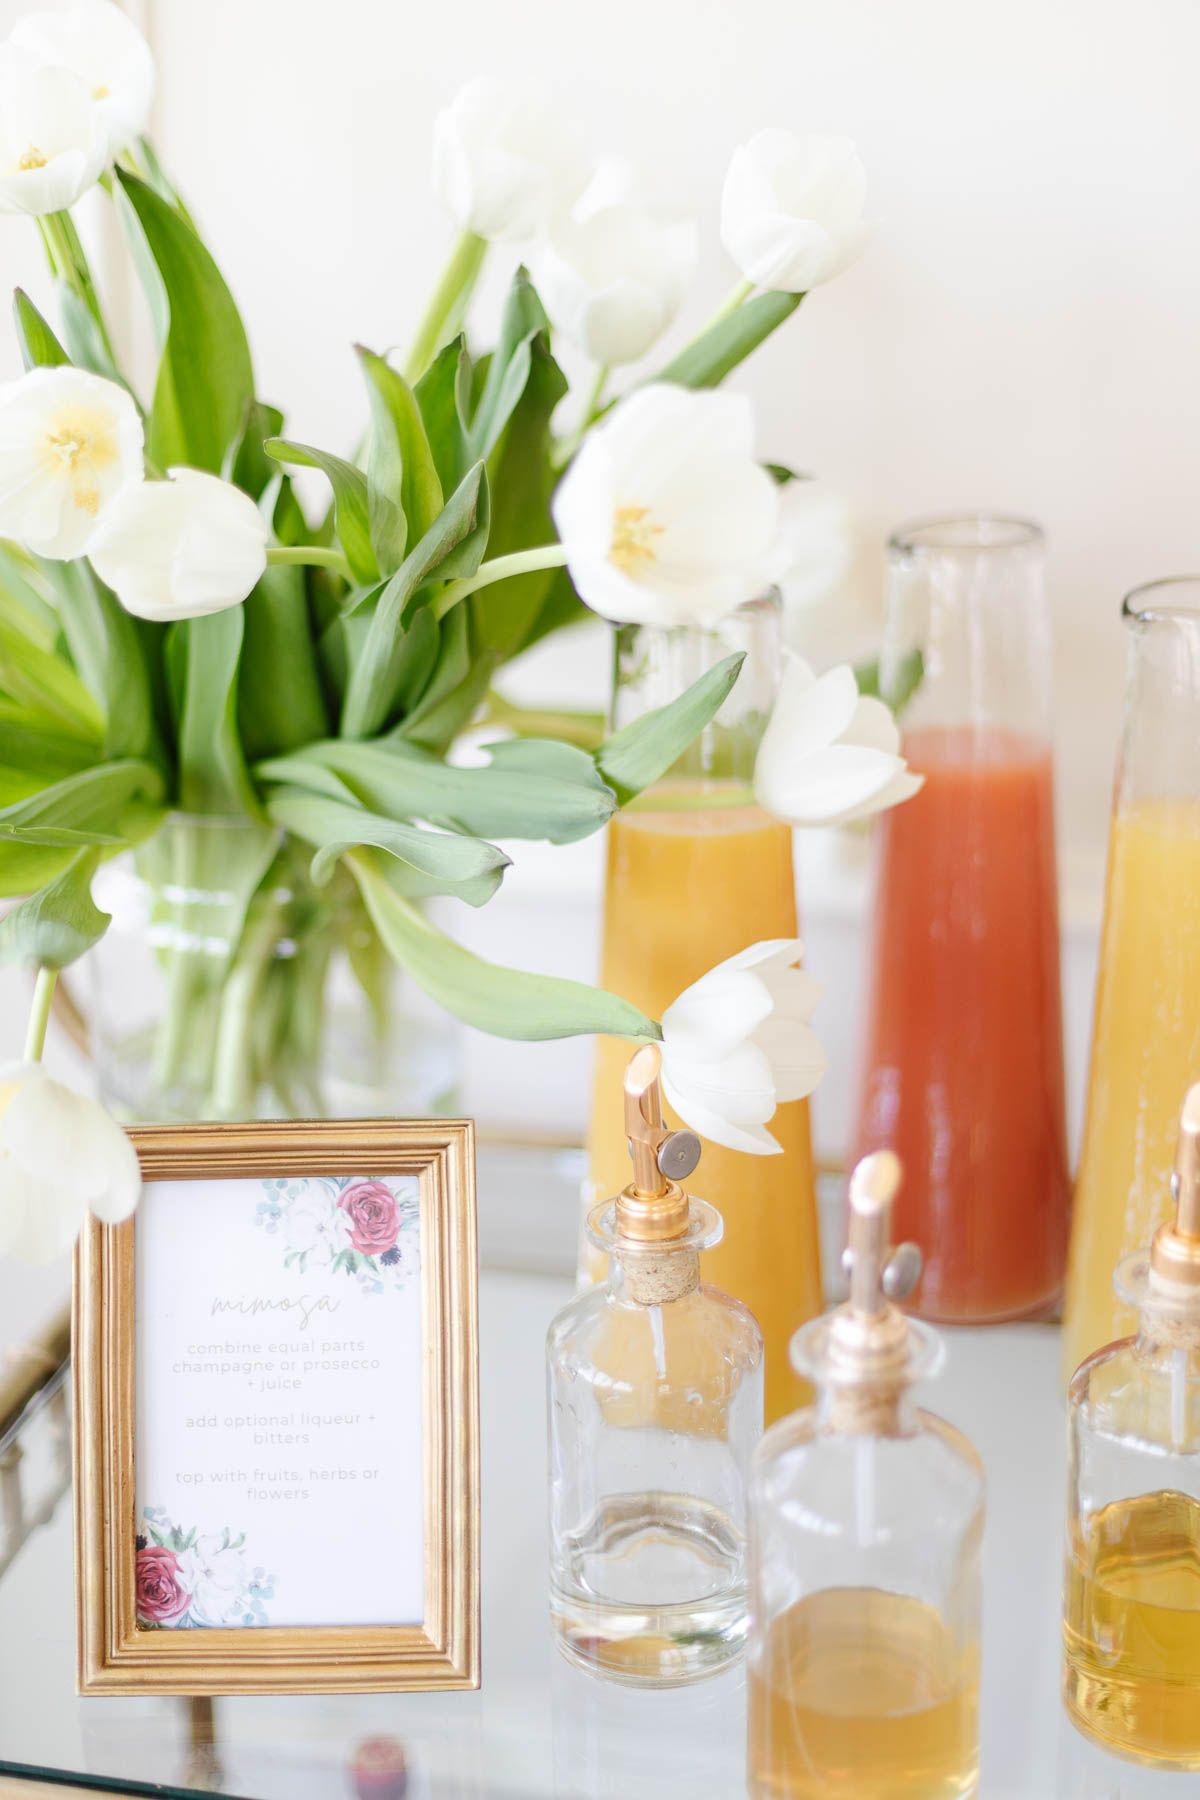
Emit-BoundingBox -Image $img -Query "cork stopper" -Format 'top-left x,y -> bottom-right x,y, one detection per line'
588,1045 -> 717,1306
791,1151 -> 941,1433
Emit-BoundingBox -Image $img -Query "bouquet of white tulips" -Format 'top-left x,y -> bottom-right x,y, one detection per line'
0,1 -> 874,1123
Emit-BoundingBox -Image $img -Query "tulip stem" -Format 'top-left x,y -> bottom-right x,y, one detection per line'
551,364 -> 610,470
24,968 -> 58,1064
432,544 -> 569,621
695,277 -> 755,336
39,210 -> 119,368
403,229 -> 488,385
266,544 -> 354,581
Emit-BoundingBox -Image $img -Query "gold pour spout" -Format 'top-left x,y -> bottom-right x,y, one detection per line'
1151,1082 -> 1200,1290
614,1045 -> 700,1244
827,1150 -> 924,1389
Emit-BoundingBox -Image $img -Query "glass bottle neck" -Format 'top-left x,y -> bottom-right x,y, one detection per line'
611,593 -> 782,796
883,513 -> 1050,745
1117,585 -> 1200,814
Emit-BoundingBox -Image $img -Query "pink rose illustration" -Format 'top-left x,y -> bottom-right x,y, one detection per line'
136,1544 -> 191,1624
338,1180 -> 400,1257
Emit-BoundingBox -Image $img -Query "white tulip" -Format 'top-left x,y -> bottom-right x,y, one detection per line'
551,384 -> 782,628
721,130 -> 870,293
0,365 -> 144,560
11,0 -> 155,160
88,468 -> 269,621
660,941 -> 826,1156
432,76 -> 592,244
755,651 -> 924,827
538,203 -> 697,366
0,1061 -> 140,1262
0,43 -> 106,217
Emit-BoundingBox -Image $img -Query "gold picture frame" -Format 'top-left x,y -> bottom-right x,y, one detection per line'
74,1119 -> 479,1695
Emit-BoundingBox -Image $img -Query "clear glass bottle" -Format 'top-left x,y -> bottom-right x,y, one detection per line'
584,594 -> 821,1421
549,1044 -> 764,1686
1064,578 -> 1200,1377
1063,1082 -> 1200,1770
853,514 -> 1070,1323
748,1152 -> 985,1800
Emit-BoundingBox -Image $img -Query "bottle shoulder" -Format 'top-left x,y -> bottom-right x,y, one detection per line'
753,1401 -> 985,1512
547,1280 -> 764,1390
1070,1336 -> 1200,1453
549,1280 -> 761,1349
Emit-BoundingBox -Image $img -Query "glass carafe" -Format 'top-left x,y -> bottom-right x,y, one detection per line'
583,595 -> 821,1422
1064,578 -> 1200,1375
853,515 -> 1070,1322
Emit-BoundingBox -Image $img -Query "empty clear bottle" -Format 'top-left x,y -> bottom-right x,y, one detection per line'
547,1044 -> 763,1685
748,1152 -> 985,1799
1063,1081 -> 1200,1769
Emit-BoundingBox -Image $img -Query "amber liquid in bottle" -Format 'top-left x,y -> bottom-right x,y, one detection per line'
1064,1489 -> 1200,1768
748,1587 -> 980,1800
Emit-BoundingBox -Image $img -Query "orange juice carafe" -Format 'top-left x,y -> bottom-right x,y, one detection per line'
584,595 -> 822,1421
1064,579 -> 1200,1376
853,515 -> 1070,1323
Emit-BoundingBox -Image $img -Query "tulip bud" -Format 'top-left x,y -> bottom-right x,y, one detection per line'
88,468 -> 269,622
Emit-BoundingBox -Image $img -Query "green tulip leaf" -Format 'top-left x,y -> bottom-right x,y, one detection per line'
12,289 -> 69,371
340,461 -> 490,740
117,168 -> 254,473
0,848 -> 110,969
0,544 -> 59,645
596,651 -> 746,805
0,758 -> 163,895
357,347 -> 444,573
654,291 -> 804,390
0,823 -> 123,846
349,849 -> 659,1042
238,559 -> 332,760
265,786 -> 509,906
57,283 -> 121,381
265,438 -> 378,584
465,267 -> 551,463
0,611 -> 105,740
48,558 -> 161,764
398,607 -> 496,754
258,731 -> 615,846
414,334 -> 472,495
471,329 -> 569,665
170,611 -> 259,816
227,400 -> 284,501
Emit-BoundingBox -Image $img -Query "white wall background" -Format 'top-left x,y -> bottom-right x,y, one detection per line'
1,0 -> 1198,1233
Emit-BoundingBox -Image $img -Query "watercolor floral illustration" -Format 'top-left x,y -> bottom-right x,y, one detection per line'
254,1174 -> 420,1296
136,1509 -> 275,1629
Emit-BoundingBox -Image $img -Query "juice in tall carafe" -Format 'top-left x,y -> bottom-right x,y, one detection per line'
586,790 -> 822,1421
854,724 -> 1070,1322
1063,800 -> 1200,1375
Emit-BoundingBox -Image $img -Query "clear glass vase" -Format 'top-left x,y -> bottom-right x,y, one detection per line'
582,595 -> 822,1423
852,514 -> 1070,1323
1064,578 -> 1200,1375
82,813 -> 460,1123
